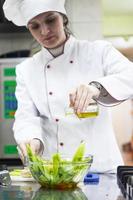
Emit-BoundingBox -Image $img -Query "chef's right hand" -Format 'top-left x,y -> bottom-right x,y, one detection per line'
17,138 -> 44,164
69,84 -> 100,113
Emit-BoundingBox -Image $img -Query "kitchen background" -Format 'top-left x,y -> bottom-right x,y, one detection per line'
0,0 -> 133,165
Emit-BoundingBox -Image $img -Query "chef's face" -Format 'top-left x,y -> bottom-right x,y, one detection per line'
27,11 -> 66,49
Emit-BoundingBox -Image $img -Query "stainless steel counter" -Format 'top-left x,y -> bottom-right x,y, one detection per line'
0,174 -> 125,200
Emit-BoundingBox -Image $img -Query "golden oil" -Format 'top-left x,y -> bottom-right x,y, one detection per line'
65,102 -> 99,118
76,111 -> 98,118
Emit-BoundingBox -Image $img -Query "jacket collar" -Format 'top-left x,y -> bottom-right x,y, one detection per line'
41,35 -> 76,61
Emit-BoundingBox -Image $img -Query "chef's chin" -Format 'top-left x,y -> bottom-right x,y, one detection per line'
43,42 -> 57,49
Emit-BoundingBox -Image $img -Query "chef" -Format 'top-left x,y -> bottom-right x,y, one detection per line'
3,0 -> 133,172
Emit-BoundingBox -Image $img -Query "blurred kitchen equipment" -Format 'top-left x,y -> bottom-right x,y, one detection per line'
0,164 -> 11,186
84,173 -> 99,184
117,165 -> 133,200
0,58 -> 26,166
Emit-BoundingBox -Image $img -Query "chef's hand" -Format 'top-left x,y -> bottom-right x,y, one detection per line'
17,138 -> 44,164
69,84 -> 100,113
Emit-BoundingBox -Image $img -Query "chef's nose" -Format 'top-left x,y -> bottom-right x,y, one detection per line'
40,23 -> 50,35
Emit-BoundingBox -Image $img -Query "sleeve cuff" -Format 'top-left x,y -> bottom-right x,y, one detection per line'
89,81 -> 124,107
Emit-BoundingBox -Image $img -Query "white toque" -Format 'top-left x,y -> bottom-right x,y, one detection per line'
3,0 -> 66,26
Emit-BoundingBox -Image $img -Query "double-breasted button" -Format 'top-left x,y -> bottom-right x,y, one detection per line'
47,65 -> 50,68
60,142 -> 64,146
49,92 -> 53,95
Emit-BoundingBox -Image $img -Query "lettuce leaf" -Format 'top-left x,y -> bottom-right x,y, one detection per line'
72,142 -> 85,162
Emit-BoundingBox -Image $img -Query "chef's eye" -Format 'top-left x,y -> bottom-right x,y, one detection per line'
29,24 -> 39,30
45,16 -> 56,25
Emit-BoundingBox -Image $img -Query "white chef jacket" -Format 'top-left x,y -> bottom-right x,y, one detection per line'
13,36 -> 133,172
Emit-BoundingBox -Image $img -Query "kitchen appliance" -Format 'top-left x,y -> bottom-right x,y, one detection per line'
0,58 -> 25,166
117,165 -> 133,200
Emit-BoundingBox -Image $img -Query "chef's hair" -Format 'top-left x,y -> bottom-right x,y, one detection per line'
61,13 -> 72,36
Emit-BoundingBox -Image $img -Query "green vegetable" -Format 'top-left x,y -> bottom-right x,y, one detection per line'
52,153 -> 60,177
10,169 -> 22,176
26,143 -> 92,189
72,142 -> 85,162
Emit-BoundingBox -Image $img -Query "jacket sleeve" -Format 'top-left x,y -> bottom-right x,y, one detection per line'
13,64 -> 44,146
94,43 -> 133,106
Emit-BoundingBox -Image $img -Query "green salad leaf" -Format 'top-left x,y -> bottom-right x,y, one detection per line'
72,142 -> 85,162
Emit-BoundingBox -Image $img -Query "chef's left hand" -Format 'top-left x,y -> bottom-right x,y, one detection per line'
17,138 -> 44,164
69,84 -> 100,113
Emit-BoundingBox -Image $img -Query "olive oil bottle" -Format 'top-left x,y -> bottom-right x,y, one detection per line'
65,102 -> 99,118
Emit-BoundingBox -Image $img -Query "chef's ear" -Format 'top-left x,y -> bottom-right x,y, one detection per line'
62,14 -> 68,26
59,13 -> 68,27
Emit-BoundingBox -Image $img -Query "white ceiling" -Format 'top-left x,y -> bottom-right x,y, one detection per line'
103,0 -> 133,15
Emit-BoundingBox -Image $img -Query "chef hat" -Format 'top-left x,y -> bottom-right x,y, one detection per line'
3,0 -> 66,26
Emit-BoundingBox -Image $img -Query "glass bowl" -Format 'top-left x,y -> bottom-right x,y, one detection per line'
29,155 -> 93,189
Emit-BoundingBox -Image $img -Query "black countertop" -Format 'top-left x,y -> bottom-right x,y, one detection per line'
0,174 -> 125,200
